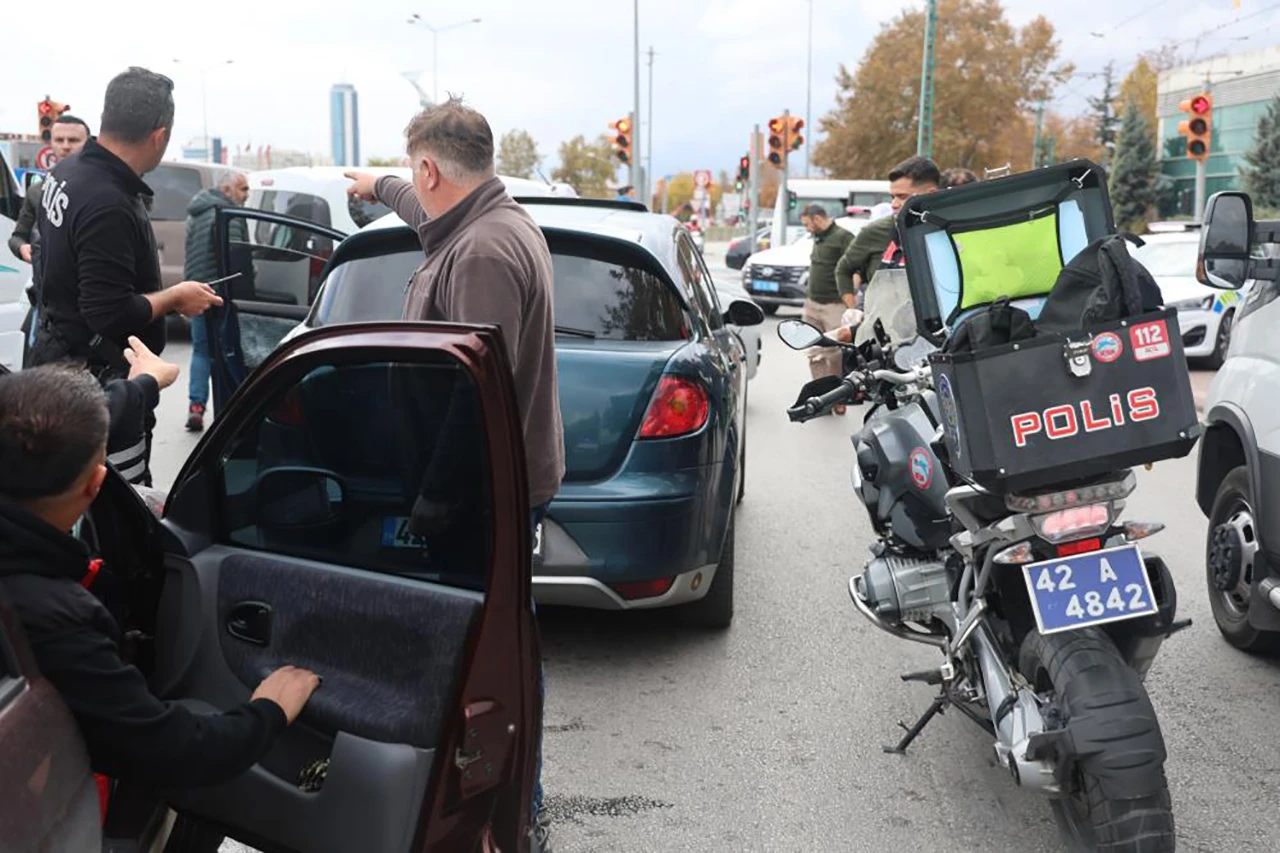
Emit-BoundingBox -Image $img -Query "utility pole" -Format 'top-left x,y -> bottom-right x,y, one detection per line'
748,124 -> 760,248
647,46 -> 655,208
1032,100 -> 1045,168
632,0 -> 642,200
805,0 -> 814,178
777,109 -> 791,247
916,0 -> 938,158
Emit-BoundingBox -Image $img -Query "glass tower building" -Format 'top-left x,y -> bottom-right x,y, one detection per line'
1158,47 -> 1280,217
330,83 -> 360,168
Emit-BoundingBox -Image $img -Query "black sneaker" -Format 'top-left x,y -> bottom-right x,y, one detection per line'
186,403 -> 206,432
532,811 -> 554,853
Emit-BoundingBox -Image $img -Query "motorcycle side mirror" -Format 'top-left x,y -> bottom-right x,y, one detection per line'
1197,191 -> 1280,290
776,319 -> 833,350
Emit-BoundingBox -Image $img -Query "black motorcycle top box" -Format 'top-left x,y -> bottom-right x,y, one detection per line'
896,160 -> 1200,493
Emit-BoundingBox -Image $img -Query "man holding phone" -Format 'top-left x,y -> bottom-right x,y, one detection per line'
181,169 -> 249,431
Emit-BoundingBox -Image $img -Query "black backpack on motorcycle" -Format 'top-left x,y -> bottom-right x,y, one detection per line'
1035,233 -> 1163,334
942,296 -> 1037,354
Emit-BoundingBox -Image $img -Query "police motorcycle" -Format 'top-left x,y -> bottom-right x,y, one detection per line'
778,162 -> 1200,851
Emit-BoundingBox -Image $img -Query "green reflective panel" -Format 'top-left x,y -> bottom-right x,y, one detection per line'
955,213 -> 1062,310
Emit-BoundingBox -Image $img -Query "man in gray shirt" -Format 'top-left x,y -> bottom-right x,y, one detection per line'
346,96 -> 562,853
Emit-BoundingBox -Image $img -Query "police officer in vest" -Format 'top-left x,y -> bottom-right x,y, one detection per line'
32,67 -> 223,485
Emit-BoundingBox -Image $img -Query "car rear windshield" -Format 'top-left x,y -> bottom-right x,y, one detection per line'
314,244 -> 687,341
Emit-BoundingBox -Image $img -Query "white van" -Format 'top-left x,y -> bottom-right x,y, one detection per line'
0,150 -> 30,371
771,178 -> 891,248
1194,192 -> 1280,652
246,166 -> 563,236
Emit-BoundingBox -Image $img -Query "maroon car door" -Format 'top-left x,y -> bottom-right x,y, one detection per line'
154,322 -> 540,853
0,592 -> 101,851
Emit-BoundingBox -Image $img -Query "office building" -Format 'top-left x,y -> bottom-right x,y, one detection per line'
1158,46 -> 1280,216
330,83 -> 360,168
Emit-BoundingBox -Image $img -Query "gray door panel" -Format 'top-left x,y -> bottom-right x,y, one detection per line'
151,546 -> 481,853
167,701 -> 433,853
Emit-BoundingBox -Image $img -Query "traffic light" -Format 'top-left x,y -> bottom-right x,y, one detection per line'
37,98 -> 70,143
788,190 -> 798,210
767,117 -> 786,166
609,116 -> 633,165
787,116 -> 805,152
1178,93 -> 1213,163
736,154 -> 749,191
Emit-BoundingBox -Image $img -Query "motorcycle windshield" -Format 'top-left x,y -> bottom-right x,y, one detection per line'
856,268 -> 919,348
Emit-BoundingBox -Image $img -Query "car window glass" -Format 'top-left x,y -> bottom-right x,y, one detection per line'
226,214 -> 336,310
147,165 -> 204,221
691,243 -> 724,329
247,191 -> 334,244
218,358 -> 493,591
1129,239 -> 1197,277
676,235 -> 717,331
349,195 -> 393,229
314,250 -> 421,326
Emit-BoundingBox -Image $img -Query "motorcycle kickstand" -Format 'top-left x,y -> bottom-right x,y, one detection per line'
883,692 -> 949,755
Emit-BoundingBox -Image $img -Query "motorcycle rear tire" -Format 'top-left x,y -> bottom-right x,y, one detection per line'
1019,628 -> 1176,853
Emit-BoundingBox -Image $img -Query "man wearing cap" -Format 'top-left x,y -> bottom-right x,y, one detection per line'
801,204 -> 855,410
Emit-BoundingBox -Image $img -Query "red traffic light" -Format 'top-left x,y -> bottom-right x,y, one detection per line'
1190,95 -> 1211,115
38,101 -> 53,115
739,156 -> 749,171
768,117 -> 786,134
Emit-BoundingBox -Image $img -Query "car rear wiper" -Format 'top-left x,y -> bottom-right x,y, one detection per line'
555,325 -> 597,339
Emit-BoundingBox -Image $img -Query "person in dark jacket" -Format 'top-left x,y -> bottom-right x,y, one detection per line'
182,171 -> 248,431
31,67 -> 222,379
0,365 -> 320,792
11,114 -> 91,365
833,156 -> 940,300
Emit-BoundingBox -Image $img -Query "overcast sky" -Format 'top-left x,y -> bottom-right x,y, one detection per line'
7,0 -> 1280,180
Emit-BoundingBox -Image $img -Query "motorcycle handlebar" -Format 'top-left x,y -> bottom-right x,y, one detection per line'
787,376 -> 860,422
871,366 -> 930,386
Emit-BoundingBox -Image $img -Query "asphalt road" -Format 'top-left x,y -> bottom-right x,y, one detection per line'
142,244 -> 1278,853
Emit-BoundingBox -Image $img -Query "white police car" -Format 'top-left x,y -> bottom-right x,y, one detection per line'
1132,226 -> 1246,368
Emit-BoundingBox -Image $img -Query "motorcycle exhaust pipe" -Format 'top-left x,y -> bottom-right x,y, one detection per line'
847,575 -> 947,649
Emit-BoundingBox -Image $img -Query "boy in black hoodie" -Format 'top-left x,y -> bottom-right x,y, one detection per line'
0,364 -> 319,790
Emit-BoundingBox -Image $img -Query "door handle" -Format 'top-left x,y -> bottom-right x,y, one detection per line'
226,601 -> 272,645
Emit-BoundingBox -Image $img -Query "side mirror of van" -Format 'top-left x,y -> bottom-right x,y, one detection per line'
1198,191 -> 1279,290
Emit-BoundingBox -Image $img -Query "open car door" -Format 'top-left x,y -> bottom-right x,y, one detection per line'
145,322 -> 539,852
209,207 -> 347,414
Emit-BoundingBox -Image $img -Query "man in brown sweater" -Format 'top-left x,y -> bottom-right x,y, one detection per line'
346,96 -> 562,853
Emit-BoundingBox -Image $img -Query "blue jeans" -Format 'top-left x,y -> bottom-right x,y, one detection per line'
531,502 -> 549,816
188,315 -> 211,406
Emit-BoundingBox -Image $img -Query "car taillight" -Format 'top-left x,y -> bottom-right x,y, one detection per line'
610,576 -> 676,600
638,376 -> 709,439
1033,503 -> 1112,544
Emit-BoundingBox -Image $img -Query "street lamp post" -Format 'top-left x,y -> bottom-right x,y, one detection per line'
805,0 -> 813,177
172,58 -> 233,162
407,14 -> 482,105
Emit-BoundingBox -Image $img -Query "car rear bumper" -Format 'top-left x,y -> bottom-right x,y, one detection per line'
534,562 -> 717,609
531,485 -> 721,610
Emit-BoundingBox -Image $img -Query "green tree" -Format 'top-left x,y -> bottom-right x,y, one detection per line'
813,0 -> 1071,177
1087,62 -> 1120,165
366,156 -> 406,167
1109,98 -> 1158,231
1242,95 -> 1280,208
552,134 -> 618,198
496,128 -> 541,179
1115,46 -> 1182,147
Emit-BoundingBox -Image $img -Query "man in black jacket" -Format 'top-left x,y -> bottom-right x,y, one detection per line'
0,365 -> 319,791
32,67 -> 221,377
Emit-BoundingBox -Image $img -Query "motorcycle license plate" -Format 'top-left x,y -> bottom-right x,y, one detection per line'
1021,544 -> 1157,634
753,279 -> 780,293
